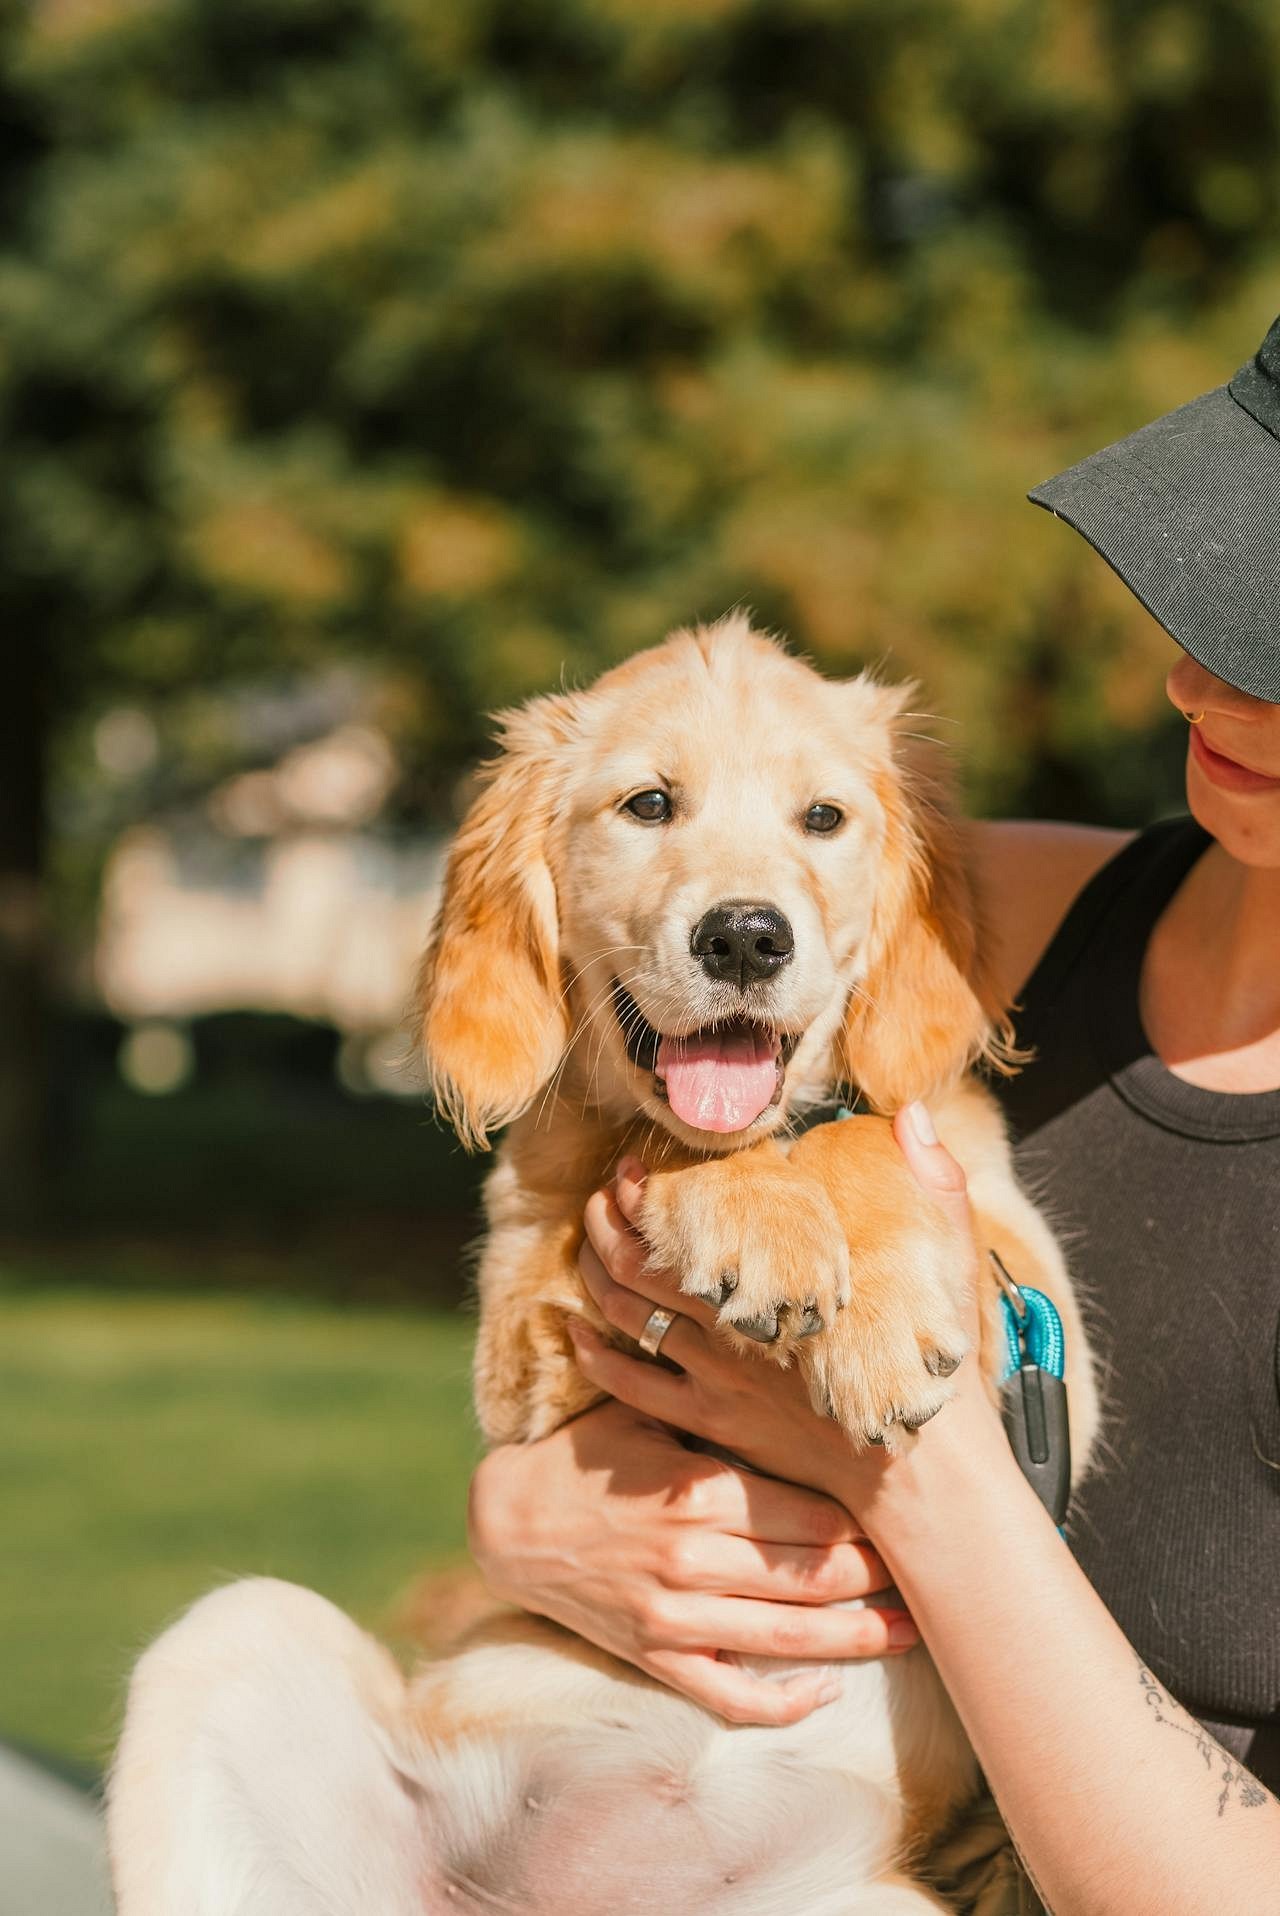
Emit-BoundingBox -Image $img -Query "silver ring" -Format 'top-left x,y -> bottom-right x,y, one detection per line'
637,1305 -> 677,1356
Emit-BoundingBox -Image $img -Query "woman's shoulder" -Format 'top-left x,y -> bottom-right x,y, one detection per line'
969,820 -> 1137,1006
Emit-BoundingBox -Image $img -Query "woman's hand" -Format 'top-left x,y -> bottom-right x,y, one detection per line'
467,1398 -> 918,1727
569,1105 -> 993,1512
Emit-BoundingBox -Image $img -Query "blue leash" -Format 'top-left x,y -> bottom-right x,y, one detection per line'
992,1251 -> 1072,1531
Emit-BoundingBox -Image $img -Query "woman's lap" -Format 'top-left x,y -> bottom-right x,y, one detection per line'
923,1789 -> 1044,1916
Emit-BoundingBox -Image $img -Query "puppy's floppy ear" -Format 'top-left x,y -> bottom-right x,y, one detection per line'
840,706 -> 1015,1112
416,693 -> 578,1149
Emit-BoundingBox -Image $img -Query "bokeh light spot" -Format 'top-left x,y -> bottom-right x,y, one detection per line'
118,1023 -> 195,1097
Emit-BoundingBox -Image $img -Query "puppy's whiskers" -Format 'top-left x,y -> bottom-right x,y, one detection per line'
540,964 -> 653,1127
575,966 -> 655,1121
531,949 -> 647,1128
844,976 -> 886,1025
553,945 -> 645,1018
536,993 -> 621,1128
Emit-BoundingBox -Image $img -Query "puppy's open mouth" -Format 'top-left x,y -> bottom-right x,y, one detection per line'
612,982 -> 799,1135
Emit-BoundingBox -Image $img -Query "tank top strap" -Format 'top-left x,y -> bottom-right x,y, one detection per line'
1005,812 -> 1280,1144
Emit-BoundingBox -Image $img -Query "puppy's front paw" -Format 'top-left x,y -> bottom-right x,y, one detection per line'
638,1159 -> 850,1360
803,1230 -> 970,1448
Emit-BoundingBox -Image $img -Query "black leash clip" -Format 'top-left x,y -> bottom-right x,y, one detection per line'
992,1251 -> 1072,1531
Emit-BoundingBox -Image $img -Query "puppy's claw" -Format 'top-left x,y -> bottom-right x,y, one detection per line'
796,1303 -> 824,1338
901,1403 -> 943,1431
686,1269 -> 739,1309
735,1309 -> 782,1344
924,1347 -> 963,1378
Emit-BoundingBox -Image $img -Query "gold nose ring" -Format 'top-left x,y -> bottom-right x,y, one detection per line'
1182,710 -> 1206,724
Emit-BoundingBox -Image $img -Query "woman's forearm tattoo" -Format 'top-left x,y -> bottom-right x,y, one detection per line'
1134,1656 -> 1269,1817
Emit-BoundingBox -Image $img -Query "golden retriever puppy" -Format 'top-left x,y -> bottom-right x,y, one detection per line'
109,615 -> 1098,1916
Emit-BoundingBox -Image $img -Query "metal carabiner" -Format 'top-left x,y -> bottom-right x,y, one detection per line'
989,1247 -> 1028,1322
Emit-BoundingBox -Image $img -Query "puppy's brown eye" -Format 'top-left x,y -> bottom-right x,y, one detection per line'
804,802 -> 843,835
624,790 -> 672,823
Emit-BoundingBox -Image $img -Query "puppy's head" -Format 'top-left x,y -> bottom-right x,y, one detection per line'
417,614 -> 1010,1151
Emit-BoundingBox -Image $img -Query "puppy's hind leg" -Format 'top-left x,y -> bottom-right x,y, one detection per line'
108,1578 -> 430,1916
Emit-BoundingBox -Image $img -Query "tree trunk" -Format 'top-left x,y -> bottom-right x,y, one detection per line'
0,636 -> 50,1229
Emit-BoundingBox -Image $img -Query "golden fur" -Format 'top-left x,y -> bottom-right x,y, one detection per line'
418,617 -> 1030,1447
109,615 -> 1098,1916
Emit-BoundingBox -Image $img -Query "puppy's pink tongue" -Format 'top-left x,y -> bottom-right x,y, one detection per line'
657,1029 -> 778,1133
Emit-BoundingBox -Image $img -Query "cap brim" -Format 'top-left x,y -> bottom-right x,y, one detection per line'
1029,385 -> 1280,703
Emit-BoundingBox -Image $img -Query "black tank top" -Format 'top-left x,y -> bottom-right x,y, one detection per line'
992,817 -> 1280,1789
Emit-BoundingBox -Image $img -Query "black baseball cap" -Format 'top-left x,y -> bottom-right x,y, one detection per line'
1029,314 -> 1280,703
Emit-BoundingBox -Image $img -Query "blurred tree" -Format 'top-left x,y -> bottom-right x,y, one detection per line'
2,0 -> 1280,1210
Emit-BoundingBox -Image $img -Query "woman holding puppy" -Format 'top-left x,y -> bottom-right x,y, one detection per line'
470,317 -> 1280,1913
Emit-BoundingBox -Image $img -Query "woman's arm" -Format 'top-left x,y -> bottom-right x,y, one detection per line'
467,1400 -> 918,1727
868,1374 -> 1279,1916
569,1119 -> 1280,1916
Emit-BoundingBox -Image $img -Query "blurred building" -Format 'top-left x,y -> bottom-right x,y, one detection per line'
93,722 -> 443,1095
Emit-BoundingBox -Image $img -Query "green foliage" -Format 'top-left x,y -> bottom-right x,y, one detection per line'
4,0 -> 1280,820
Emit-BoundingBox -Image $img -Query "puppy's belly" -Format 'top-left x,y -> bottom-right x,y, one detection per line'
411,1717 -> 903,1916
403,1629 -> 975,1911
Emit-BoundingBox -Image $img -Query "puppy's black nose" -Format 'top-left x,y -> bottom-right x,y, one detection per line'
691,904 -> 794,987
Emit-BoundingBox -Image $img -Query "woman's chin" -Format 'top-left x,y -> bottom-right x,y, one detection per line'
1185,759 -> 1280,869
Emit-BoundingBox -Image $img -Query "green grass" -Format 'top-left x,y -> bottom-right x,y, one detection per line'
0,1275 -> 478,1771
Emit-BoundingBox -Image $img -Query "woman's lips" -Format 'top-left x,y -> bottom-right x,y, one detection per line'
1189,724 -> 1280,795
